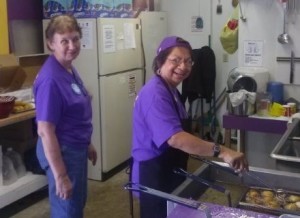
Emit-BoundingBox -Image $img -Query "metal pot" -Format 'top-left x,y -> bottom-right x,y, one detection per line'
227,68 -> 257,92
227,91 -> 255,116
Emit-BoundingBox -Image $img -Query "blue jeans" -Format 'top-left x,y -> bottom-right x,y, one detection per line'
36,138 -> 88,218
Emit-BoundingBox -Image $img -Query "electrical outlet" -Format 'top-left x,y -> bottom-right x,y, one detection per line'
223,53 -> 228,62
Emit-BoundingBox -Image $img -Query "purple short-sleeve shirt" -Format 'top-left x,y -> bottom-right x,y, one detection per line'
33,55 -> 92,148
131,75 -> 187,184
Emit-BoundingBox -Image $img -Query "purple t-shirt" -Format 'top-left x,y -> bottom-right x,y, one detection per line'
131,75 -> 187,184
33,55 -> 92,148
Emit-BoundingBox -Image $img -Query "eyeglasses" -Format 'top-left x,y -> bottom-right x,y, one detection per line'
167,58 -> 194,67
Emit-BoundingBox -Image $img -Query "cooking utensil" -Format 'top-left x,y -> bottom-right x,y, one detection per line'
190,155 -> 288,201
290,51 -> 295,84
124,182 -> 212,217
173,168 -> 232,207
239,1 -> 247,22
278,1 -> 291,44
190,155 -> 240,176
227,68 -> 257,92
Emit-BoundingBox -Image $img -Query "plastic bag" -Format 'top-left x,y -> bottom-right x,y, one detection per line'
220,6 -> 239,54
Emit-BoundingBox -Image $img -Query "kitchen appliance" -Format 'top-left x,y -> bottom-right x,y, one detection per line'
234,67 -> 270,93
227,67 -> 257,92
43,18 -> 144,180
172,162 -> 300,216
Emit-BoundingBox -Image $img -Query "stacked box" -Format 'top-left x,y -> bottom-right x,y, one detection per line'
73,0 -> 92,18
43,0 -> 76,18
114,0 -> 133,18
43,0 -> 134,18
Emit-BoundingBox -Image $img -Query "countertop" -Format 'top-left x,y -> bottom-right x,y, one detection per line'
223,114 -> 288,134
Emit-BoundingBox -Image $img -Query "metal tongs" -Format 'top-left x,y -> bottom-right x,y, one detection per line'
173,168 -> 232,207
190,155 -> 287,201
124,182 -> 212,217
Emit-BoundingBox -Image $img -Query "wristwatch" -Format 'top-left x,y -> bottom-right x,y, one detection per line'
212,143 -> 221,157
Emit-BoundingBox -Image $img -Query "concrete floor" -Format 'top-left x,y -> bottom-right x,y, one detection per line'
0,159 -> 203,218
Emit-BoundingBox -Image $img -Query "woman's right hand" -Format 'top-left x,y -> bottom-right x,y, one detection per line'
55,174 -> 73,200
219,146 -> 249,173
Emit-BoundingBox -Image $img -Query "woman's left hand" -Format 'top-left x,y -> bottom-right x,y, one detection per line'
88,144 -> 97,165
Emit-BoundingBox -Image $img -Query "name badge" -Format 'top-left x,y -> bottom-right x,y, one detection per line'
71,83 -> 82,95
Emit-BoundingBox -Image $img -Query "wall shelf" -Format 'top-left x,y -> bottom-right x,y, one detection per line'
0,110 -> 48,209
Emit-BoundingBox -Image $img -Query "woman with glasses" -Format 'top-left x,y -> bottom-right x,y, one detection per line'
131,36 -> 248,218
33,14 -> 97,218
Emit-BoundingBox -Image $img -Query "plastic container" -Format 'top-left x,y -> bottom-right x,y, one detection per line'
5,147 -> 26,178
2,154 -> 18,185
267,81 -> 284,104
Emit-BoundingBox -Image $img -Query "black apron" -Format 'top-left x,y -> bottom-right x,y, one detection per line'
139,76 -> 191,218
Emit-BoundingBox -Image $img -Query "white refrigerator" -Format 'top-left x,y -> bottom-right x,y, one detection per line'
139,11 -> 168,82
43,18 -> 144,181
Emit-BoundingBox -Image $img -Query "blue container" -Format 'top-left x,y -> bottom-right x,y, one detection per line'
267,81 -> 284,104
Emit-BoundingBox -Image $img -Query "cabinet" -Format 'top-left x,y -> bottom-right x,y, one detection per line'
0,110 -> 47,209
0,0 -> 9,54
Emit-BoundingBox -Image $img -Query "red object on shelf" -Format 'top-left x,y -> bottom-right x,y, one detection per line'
0,96 -> 16,119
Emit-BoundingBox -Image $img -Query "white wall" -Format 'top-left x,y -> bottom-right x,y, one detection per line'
238,0 -> 300,103
160,0 -> 211,48
159,0 -> 239,127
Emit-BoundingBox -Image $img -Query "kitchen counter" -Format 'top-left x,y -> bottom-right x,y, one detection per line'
223,114 -> 288,152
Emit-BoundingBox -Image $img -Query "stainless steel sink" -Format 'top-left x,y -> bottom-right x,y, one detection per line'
271,118 -> 300,162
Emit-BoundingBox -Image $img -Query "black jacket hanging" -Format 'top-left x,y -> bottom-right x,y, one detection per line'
181,46 -> 216,104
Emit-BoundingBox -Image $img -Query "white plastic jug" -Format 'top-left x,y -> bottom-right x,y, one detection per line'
5,148 -> 26,178
2,154 -> 18,185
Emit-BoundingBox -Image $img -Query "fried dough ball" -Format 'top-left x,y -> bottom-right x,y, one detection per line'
265,200 -> 280,209
262,195 -> 274,203
247,189 -> 260,198
286,195 -> 300,203
261,190 -> 274,198
284,203 -> 298,211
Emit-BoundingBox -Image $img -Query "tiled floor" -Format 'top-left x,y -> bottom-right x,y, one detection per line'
0,159 -> 203,218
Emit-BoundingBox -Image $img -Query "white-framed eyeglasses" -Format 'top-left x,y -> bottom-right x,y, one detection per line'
167,58 -> 194,67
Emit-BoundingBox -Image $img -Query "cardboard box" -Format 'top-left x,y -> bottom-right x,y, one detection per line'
17,53 -> 49,88
43,0 -> 75,18
0,54 -> 48,94
86,0 -> 115,18
0,54 -> 27,93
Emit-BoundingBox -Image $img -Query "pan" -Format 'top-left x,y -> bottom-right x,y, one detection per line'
238,186 -> 300,216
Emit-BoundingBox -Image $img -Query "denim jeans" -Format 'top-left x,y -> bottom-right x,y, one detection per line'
36,137 -> 88,218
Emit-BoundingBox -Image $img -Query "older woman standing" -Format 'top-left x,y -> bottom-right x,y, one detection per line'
33,15 -> 97,218
131,36 -> 248,218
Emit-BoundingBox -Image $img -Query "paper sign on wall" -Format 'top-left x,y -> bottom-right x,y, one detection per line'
243,40 -> 264,67
102,24 -> 116,53
78,20 -> 93,49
